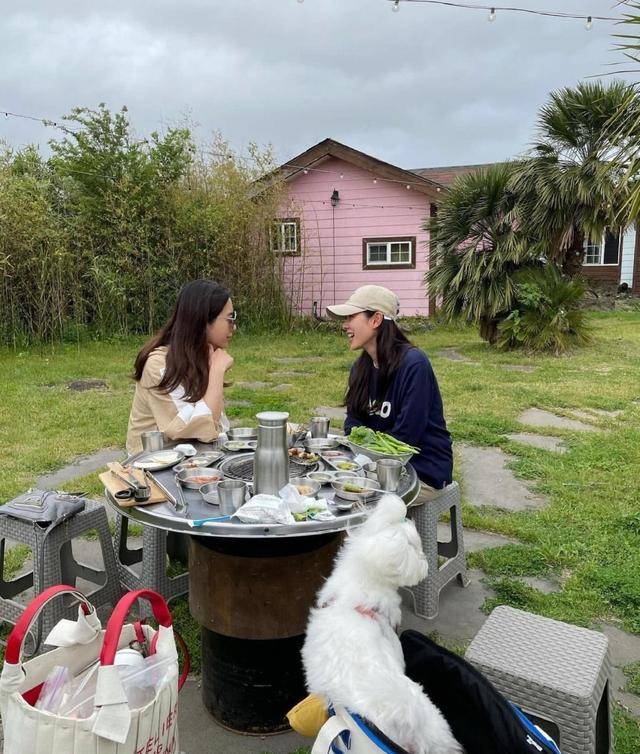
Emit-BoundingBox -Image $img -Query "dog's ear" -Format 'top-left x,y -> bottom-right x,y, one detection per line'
362,494 -> 407,534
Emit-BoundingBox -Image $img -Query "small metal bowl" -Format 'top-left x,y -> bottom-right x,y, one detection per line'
199,482 -> 221,505
173,451 -> 224,474
304,437 -> 339,452
291,477 -> 322,498
333,471 -> 358,483
176,467 -> 224,490
331,476 -> 381,501
227,427 -> 257,441
362,461 -> 378,480
307,471 -> 334,486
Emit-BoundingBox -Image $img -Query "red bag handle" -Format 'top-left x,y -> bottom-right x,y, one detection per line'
100,589 -> 172,666
5,585 -> 93,665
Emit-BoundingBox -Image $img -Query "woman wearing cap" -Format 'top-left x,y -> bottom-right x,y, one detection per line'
126,279 -> 236,454
327,285 -> 452,498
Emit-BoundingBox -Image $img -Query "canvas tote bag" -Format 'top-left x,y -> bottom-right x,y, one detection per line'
0,585 -> 188,754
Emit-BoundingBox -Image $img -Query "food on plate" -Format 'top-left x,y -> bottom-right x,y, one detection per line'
186,474 -> 221,485
226,440 -> 250,450
294,484 -> 315,497
336,461 -> 357,471
289,448 -> 319,463
348,426 -> 419,455
342,482 -> 366,494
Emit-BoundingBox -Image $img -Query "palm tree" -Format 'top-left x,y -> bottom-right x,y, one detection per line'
426,163 -> 539,343
511,81 -> 636,276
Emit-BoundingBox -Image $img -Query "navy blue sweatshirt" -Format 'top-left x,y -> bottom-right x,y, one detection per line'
344,347 -> 453,489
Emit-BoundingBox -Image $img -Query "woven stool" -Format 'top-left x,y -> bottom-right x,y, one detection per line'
0,499 -> 122,652
466,606 -> 612,754
114,514 -> 188,617
405,481 -> 469,619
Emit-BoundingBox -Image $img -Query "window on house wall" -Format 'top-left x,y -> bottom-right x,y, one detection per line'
271,219 -> 300,255
362,237 -> 416,270
583,229 -> 621,266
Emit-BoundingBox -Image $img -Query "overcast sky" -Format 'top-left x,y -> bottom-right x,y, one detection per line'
1,0 -> 634,169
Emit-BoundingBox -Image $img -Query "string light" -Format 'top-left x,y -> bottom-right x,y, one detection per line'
389,1 -> 618,24
585,15 -> 593,30
392,0 -> 400,10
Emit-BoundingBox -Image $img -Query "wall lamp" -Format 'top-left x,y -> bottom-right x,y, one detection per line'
330,189 -> 340,208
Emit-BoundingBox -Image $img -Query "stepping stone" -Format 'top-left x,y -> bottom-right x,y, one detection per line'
225,399 -> 252,408
401,569 -> 494,643
67,379 -> 108,392
437,348 -> 479,365
452,528 -> 520,552
611,668 -> 640,717
275,356 -> 323,364
598,624 -> 640,668
518,408 -> 597,432
503,365 -> 536,373
518,576 -> 560,594
271,383 -> 293,392
505,433 -> 566,454
270,371 -> 314,378
37,448 -> 124,489
313,406 -> 347,421
235,381 -> 271,390
569,408 -> 622,420
457,444 -> 549,511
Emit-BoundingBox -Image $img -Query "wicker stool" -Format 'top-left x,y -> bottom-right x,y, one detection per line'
114,514 -> 188,617
405,481 -> 469,619
0,499 -> 122,652
466,606 -> 612,754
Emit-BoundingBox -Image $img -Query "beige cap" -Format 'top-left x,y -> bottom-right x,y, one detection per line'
326,285 -> 400,320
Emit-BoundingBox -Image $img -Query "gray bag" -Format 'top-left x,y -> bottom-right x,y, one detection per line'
0,490 -> 86,524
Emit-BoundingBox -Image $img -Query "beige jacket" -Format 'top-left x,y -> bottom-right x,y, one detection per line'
126,347 -> 227,453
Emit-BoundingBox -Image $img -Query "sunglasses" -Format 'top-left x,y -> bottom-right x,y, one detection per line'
226,310 -> 238,322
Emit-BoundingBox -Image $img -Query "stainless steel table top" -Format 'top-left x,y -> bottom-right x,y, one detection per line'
104,442 -> 420,538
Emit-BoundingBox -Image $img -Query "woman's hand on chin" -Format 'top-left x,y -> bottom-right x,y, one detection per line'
209,345 -> 234,374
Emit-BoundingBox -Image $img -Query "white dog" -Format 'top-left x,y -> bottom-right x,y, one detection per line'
302,495 -> 462,754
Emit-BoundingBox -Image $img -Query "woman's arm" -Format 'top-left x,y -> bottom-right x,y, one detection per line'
386,356 -> 434,446
203,347 -> 234,421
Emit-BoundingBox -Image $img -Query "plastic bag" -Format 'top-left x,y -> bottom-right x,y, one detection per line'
279,484 -> 335,522
233,494 -> 295,524
35,666 -> 72,713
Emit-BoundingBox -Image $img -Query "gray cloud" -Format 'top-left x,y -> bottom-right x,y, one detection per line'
0,0 -> 633,168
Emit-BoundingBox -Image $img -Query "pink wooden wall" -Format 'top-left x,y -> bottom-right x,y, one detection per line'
279,157 -> 432,317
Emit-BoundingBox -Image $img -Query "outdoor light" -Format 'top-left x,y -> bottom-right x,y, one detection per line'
392,0 -> 400,12
331,189 -> 340,207
488,7 -> 496,22
585,16 -> 593,30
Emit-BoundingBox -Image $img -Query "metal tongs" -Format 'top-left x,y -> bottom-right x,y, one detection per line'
144,471 -> 187,514
111,467 -> 151,503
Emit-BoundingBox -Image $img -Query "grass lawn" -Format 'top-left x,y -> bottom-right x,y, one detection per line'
1,311 -> 640,752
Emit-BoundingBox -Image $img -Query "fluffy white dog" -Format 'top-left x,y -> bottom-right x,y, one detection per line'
302,494 -> 462,754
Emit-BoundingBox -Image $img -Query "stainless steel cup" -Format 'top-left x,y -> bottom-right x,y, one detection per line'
217,479 -> 247,513
376,458 -> 403,492
310,416 -> 330,438
141,431 -> 164,452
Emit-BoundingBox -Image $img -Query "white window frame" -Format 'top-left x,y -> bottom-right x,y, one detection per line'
583,230 -> 622,266
271,219 -> 300,255
363,237 -> 415,269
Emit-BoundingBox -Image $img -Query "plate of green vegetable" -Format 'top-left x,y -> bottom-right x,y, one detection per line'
331,476 -> 381,501
346,427 -> 418,464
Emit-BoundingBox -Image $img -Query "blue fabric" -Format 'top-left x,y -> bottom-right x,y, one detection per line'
344,347 -> 453,488
509,704 -> 562,754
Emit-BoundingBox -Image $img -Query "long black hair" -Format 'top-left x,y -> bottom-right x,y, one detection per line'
133,279 -> 230,402
345,313 -> 413,420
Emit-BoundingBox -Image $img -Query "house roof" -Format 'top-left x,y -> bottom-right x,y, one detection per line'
410,163 -> 498,187
275,138 -> 444,201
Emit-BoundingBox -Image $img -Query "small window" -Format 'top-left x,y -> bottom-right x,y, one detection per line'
363,237 -> 416,270
583,229 -> 620,266
271,218 -> 300,255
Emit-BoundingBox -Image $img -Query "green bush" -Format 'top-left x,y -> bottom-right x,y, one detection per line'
498,265 -> 592,354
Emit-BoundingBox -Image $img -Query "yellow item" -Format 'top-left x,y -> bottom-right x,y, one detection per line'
286,693 -> 329,737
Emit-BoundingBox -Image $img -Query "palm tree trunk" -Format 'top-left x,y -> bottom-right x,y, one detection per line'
479,316 -> 499,344
562,227 -> 585,277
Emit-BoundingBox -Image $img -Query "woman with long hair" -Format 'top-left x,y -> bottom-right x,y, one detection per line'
327,285 -> 452,498
126,279 -> 236,453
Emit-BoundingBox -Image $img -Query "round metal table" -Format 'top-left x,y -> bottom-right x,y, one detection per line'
105,443 -> 420,733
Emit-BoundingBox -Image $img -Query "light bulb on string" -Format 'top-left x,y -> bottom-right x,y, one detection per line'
373,178 -> 377,185
488,7 -> 496,22
585,16 -> 592,30
339,172 -> 344,179
392,0 -> 400,12
406,184 -> 411,190
297,0 -> 304,4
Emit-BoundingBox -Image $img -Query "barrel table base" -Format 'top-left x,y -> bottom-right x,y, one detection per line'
189,533 -> 342,733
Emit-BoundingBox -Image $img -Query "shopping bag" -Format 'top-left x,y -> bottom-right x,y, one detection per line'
0,585 -> 189,754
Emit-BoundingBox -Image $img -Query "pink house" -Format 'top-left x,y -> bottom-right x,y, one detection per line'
271,139 -> 444,317
270,140 -> 640,318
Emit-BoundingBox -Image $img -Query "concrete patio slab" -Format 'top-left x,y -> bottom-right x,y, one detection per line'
518,408 -> 598,432
313,406 -> 347,422
505,433 -> 566,453
226,399 -> 252,408
270,371 -> 314,378
37,448 -> 124,489
518,576 -> 560,594
235,381 -> 272,390
569,409 -> 622,420
276,357 -> 324,364
436,348 -> 479,365
457,444 -> 549,511
271,384 -> 294,392
439,525 -> 519,552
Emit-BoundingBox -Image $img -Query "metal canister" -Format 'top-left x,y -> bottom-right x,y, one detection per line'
253,411 -> 289,496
